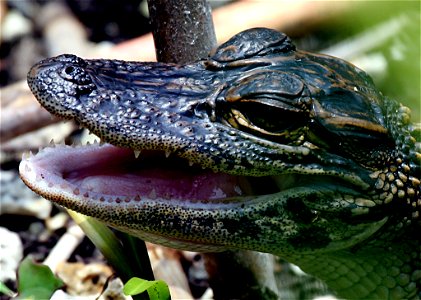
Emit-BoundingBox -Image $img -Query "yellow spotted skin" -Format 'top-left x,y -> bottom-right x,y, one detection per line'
23,28 -> 420,299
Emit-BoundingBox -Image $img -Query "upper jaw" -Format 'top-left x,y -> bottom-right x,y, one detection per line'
25,54 -> 376,183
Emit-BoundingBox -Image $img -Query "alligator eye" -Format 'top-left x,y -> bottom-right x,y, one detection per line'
221,70 -> 310,143
224,99 -> 309,142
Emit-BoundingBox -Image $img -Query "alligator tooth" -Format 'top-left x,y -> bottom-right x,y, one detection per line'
133,150 -> 141,158
22,152 -> 30,160
49,139 -> 56,146
148,189 -> 157,199
165,150 -> 171,158
234,185 -> 242,195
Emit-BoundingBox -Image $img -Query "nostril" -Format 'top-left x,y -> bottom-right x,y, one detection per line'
64,66 -> 75,75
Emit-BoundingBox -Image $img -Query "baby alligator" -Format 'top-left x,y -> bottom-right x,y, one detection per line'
21,28 -> 420,299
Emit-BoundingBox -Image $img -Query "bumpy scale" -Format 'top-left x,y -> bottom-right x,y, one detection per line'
21,28 -> 420,299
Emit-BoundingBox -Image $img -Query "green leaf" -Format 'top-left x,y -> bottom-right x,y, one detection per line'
67,210 -> 154,283
0,281 -> 15,297
16,256 -> 64,300
124,277 -> 171,300
145,280 -> 171,300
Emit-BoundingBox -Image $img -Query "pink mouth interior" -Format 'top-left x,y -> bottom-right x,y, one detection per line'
32,144 -> 255,201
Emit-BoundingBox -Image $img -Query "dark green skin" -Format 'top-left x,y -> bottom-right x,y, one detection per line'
25,28 -> 420,298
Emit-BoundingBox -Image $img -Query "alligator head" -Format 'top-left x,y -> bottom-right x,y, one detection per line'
21,28 -> 420,298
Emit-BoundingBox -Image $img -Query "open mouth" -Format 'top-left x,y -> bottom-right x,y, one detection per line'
19,142 -> 282,207
19,141 -> 293,252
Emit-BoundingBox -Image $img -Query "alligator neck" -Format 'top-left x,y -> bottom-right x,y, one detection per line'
288,220 -> 420,299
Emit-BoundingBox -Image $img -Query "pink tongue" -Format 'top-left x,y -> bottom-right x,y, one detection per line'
77,169 -> 248,200
58,145 -> 252,201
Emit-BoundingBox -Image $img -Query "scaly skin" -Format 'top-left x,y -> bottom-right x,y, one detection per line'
21,28 -> 420,298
